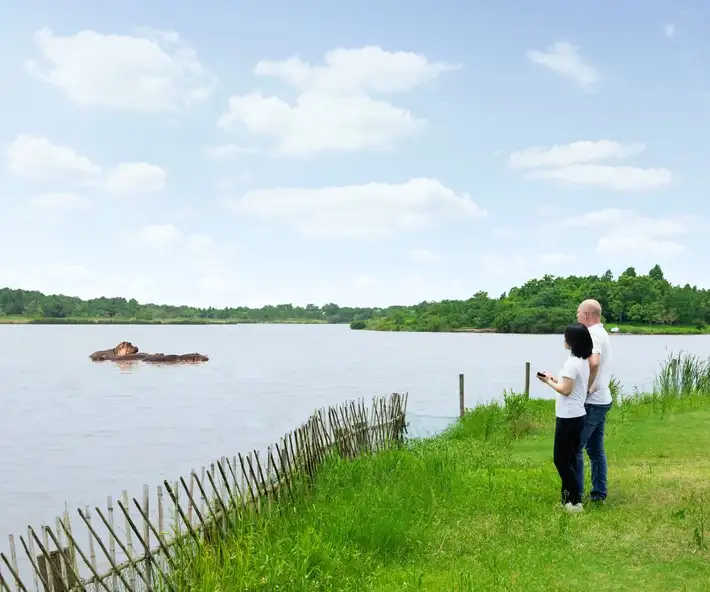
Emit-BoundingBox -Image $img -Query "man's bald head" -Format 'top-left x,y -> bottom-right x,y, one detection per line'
577,299 -> 602,327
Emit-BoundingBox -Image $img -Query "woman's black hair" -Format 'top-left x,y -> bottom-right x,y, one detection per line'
564,322 -> 594,359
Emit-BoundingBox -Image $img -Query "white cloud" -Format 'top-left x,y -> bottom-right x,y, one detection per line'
218,46 -> 458,155
409,248 -> 439,262
566,208 -> 688,255
529,164 -> 672,190
664,24 -> 676,39
129,223 -> 181,249
25,27 -> 215,112
508,140 -> 645,168
6,135 -> 166,196
225,177 -> 486,238
509,140 -> 672,190
104,163 -> 167,196
6,135 -> 100,182
29,192 -> 93,210
526,41 -> 599,89
204,144 -> 258,160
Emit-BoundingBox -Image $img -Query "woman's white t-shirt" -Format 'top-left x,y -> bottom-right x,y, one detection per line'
555,355 -> 589,418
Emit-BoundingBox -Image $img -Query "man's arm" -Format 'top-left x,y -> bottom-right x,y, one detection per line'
588,353 -> 600,392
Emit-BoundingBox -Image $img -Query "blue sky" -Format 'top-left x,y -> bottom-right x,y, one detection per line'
0,0 -> 707,307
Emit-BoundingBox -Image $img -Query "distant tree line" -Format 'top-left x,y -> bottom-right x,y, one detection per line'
3,265 -> 706,332
0,288 -> 376,324
349,265 -> 710,333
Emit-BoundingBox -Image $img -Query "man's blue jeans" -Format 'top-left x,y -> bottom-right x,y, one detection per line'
576,402 -> 612,500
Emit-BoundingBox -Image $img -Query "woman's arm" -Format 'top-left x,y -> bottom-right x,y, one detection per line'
537,372 -> 573,396
545,376 -> 574,396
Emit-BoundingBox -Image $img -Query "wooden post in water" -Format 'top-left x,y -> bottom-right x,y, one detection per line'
458,373 -> 465,418
524,361 -> 531,399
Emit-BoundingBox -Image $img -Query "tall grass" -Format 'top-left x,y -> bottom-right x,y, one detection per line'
653,350 -> 710,397
157,351 -> 710,591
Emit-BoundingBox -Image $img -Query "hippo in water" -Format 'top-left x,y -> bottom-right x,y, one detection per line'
89,342 -> 208,364
89,341 -> 140,361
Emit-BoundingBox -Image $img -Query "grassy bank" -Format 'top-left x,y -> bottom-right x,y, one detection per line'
610,323 -> 710,335
162,354 -> 710,591
0,316 -> 330,325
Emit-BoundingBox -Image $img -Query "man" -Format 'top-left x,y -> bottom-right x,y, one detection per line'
575,298 -> 613,502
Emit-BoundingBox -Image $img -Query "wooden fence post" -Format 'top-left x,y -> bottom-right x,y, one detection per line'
524,361 -> 531,398
459,373 -> 465,418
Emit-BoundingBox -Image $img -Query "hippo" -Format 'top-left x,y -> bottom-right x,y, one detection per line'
142,353 -> 210,364
89,341 -> 139,361
89,343 -> 208,364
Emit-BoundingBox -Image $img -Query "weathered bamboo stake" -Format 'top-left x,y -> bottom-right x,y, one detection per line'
78,502 -> 135,590
214,460 -> 240,527
130,499 -> 175,570
204,470 -> 229,531
53,518 -> 68,590
16,537 -> 50,592
275,442 -> 294,501
55,519 -> 109,592
82,508 -> 99,592
162,481 -> 197,542
288,432 -> 298,476
31,527 -> 66,592
25,529 -> 39,592
252,452 -> 269,502
107,496 -> 118,592
186,471 -> 195,529
178,476 -> 209,533
245,454 -> 263,512
0,567 -> 12,592
237,454 -> 257,509
223,458 -> 247,511
219,458 -> 228,505
199,467 -> 206,519
114,501 -> 170,589
194,470 -> 221,529
86,507 -> 147,591
0,550 -> 27,592
231,456 -> 239,496
173,480 -> 180,535
43,527 -> 80,592
40,526 -> 55,592
267,446 -> 285,508
6,536 -> 19,592
62,505 -> 77,583
143,485 -> 153,587
121,490 -> 136,591
157,486 -> 165,538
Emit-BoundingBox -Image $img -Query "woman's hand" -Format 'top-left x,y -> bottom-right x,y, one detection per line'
537,371 -> 557,385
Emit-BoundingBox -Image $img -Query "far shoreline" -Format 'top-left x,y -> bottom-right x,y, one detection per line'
0,317 -> 331,326
2,317 -> 708,335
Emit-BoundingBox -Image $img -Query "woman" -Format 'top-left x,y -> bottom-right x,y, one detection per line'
538,322 -> 593,513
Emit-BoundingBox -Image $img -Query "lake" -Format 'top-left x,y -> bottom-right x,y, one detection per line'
2,323 -> 709,546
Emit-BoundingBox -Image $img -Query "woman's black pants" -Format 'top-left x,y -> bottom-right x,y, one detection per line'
554,416 -> 584,505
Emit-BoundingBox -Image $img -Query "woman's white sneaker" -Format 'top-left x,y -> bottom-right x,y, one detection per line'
564,502 -> 584,513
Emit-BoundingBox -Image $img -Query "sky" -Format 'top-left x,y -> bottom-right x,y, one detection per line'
0,0 -> 708,308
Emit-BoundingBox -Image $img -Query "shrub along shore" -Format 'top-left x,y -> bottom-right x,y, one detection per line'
160,352 -> 710,591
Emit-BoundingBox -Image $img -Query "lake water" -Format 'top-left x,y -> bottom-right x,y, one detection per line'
2,323 -> 709,557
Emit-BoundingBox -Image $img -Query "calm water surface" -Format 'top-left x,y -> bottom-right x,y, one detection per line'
2,323 -> 709,543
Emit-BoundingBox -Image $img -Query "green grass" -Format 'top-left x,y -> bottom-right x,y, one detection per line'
0,316 -> 330,325
611,323 -> 710,335
162,355 -> 710,591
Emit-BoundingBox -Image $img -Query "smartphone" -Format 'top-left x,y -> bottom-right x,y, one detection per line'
536,371 -> 546,378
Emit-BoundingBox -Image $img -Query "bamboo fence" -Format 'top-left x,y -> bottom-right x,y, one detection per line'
0,392 -> 408,592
